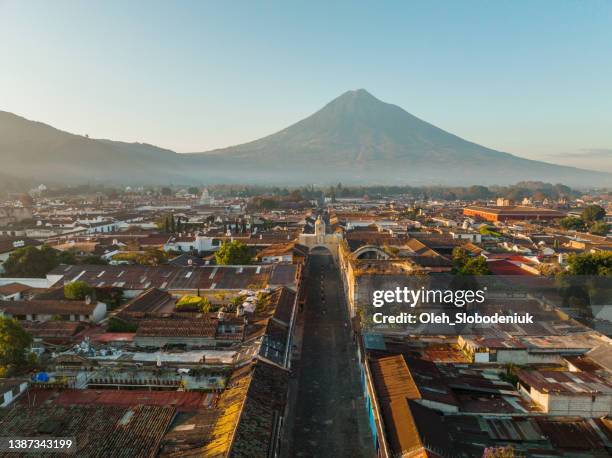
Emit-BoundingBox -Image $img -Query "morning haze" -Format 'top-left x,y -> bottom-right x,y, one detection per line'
1,90 -> 610,186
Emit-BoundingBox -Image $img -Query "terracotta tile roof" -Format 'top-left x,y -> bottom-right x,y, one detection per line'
269,264 -> 299,286
230,360 -> 289,457
0,299 -> 98,316
32,286 -> 69,300
54,389 -> 209,412
21,320 -> 84,339
270,287 -> 296,325
122,288 -> 176,314
196,360 -> 289,458
49,264 -> 294,292
0,282 -> 31,296
0,404 -> 175,458
138,235 -> 171,246
488,260 -> 536,276
256,242 -> 294,257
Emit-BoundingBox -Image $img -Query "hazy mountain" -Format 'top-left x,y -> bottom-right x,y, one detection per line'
1,91 -> 610,187
190,89 -> 612,186
0,111 -> 188,185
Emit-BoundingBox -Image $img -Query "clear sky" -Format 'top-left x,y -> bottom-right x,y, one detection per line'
1,0 -> 611,170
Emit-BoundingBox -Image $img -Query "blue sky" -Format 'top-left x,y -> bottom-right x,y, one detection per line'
1,0 -> 611,170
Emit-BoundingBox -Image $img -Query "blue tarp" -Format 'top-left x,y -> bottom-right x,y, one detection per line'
363,332 -> 386,350
34,372 -> 50,382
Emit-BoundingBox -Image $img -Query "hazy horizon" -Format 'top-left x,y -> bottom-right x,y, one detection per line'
1,1 -> 611,172
3,91 -> 612,175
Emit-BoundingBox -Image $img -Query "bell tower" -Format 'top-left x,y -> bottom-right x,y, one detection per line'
298,213 -> 342,262
314,215 -> 326,242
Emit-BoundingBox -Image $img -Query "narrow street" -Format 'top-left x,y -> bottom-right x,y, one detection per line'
287,252 -> 374,457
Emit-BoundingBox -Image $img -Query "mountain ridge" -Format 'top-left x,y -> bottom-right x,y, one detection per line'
1,91 -> 610,187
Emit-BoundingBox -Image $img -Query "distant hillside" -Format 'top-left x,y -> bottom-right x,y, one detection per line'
0,111 -> 188,185
1,91 -> 611,187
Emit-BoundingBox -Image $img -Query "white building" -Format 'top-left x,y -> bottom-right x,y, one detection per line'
0,298 -> 107,323
450,231 -> 482,243
163,234 -> 221,253
518,370 -> 612,418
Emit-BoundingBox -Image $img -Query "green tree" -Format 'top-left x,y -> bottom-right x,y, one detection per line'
95,287 -> 124,309
465,185 -> 492,200
452,247 -> 471,270
252,197 -> 278,210
559,216 -> 586,231
581,204 -> 606,223
64,280 -> 94,300
0,317 -> 33,375
107,317 -> 138,333
230,295 -> 246,308
566,252 -> 612,276
452,247 -> 491,275
137,248 -> 167,266
479,225 -> 502,237
160,187 -> 172,196
215,240 -> 251,265
532,190 -> 547,202
589,221 -> 609,236
188,186 -> 199,195
79,254 -> 108,265
2,245 -> 61,278
57,249 -> 77,264
505,187 -> 528,202
458,257 -> 491,275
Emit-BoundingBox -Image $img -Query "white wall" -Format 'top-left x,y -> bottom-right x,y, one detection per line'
531,388 -> 612,417
91,302 -> 107,323
0,382 -> 28,407
0,277 -> 53,288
